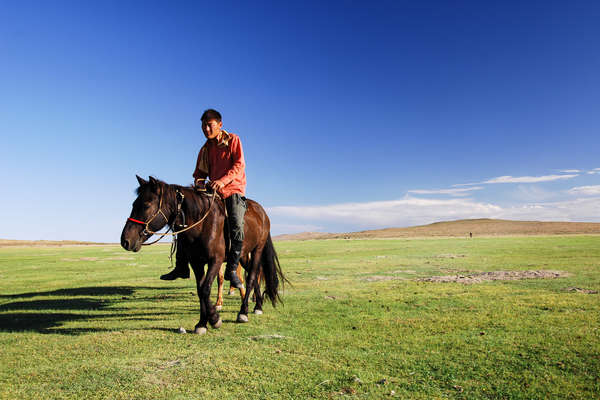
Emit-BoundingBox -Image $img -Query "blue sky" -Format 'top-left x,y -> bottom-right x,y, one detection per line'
1,1 -> 599,242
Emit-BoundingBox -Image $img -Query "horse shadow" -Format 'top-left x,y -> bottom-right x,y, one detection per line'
0,286 -> 187,335
0,286 -> 139,299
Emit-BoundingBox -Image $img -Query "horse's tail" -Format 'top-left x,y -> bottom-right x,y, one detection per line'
261,233 -> 287,306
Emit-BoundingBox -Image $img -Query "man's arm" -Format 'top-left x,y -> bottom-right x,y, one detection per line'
213,135 -> 245,187
193,146 -> 209,186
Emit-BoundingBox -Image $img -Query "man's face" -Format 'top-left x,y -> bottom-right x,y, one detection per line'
202,119 -> 223,140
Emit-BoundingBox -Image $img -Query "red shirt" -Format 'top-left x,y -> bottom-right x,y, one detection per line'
193,130 -> 246,199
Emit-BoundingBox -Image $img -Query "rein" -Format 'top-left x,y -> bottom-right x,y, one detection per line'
127,185 -> 219,245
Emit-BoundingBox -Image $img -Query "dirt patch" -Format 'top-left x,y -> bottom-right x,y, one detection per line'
419,270 -> 569,284
249,334 -> 287,340
564,287 -> 598,294
439,267 -> 473,274
60,257 -> 101,262
434,254 -> 466,259
158,359 -> 183,370
363,275 -> 403,282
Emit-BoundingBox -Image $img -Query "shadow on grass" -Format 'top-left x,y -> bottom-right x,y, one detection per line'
0,298 -> 115,311
0,286 -> 191,334
0,286 -> 181,299
0,312 -> 178,334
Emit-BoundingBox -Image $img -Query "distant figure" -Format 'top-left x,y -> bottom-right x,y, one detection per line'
469,232 -> 473,238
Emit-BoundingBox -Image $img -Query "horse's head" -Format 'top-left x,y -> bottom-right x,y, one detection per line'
121,175 -> 170,252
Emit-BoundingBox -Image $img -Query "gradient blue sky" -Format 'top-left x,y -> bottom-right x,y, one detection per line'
1,1 -> 599,242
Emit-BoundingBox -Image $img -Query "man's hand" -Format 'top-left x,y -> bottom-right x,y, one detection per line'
209,180 -> 225,191
194,178 -> 206,191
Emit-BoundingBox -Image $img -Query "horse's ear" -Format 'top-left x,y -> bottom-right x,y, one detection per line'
148,176 -> 159,192
136,175 -> 147,186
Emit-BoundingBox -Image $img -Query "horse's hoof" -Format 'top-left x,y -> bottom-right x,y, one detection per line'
253,309 -> 263,315
237,314 -> 249,323
194,327 -> 207,335
211,318 -> 222,329
215,305 -> 223,311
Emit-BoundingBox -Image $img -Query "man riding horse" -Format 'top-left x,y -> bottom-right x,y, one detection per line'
160,109 -> 245,289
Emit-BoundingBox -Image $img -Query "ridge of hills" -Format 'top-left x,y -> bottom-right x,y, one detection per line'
273,219 -> 600,240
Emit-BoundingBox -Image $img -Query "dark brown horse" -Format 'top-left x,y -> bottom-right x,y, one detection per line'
120,176 -> 285,334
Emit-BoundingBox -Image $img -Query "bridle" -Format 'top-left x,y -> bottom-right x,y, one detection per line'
127,192 -> 170,237
127,184 -> 218,246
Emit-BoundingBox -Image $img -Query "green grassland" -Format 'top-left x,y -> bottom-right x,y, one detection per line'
0,236 -> 599,399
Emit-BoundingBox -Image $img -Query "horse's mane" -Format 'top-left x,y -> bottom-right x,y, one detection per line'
137,178 -> 224,217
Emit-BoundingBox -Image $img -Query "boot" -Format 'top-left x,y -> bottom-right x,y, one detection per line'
160,267 -> 190,280
225,239 -> 244,289
160,247 -> 190,280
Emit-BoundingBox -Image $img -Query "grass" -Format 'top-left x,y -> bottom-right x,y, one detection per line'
0,236 -> 599,399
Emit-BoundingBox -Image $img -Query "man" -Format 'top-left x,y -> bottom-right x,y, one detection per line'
160,109 -> 246,289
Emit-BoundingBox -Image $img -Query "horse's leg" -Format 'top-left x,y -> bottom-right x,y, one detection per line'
196,258 -> 223,333
251,269 -> 263,303
190,261 -> 207,333
236,263 -> 246,300
253,270 -> 264,315
228,263 -> 244,296
237,247 -> 264,323
220,263 -> 244,308
216,263 -> 224,311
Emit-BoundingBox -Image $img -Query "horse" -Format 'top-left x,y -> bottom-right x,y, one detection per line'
120,176 -> 285,334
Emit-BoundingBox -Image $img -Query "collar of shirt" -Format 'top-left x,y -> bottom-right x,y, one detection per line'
215,130 -> 231,147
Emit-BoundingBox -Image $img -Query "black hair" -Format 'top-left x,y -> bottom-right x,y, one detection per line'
201,109 -> 222,123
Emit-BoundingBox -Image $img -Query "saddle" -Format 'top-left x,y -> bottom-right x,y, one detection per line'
192,183 -> 234,254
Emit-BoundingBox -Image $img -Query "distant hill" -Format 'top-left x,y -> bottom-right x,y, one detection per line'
0,239 -> 111,247
273,219 -> 600,240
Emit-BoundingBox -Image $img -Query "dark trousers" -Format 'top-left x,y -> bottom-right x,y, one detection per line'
225,194 -> 247,243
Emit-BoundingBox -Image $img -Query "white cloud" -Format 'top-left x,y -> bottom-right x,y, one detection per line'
269,197 -> 503,229
269,196 -> 600,233
270,223 -> 325,234
567,185 -> 600,196
588,168 -> 600,175
483,174 -> 578,184
454,173 -> 579,186
451,182 -> 477,187
510,185 -> 557,202
498,197 -> 600,222
559,169 -> 581,173
407,186 -> 484,197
